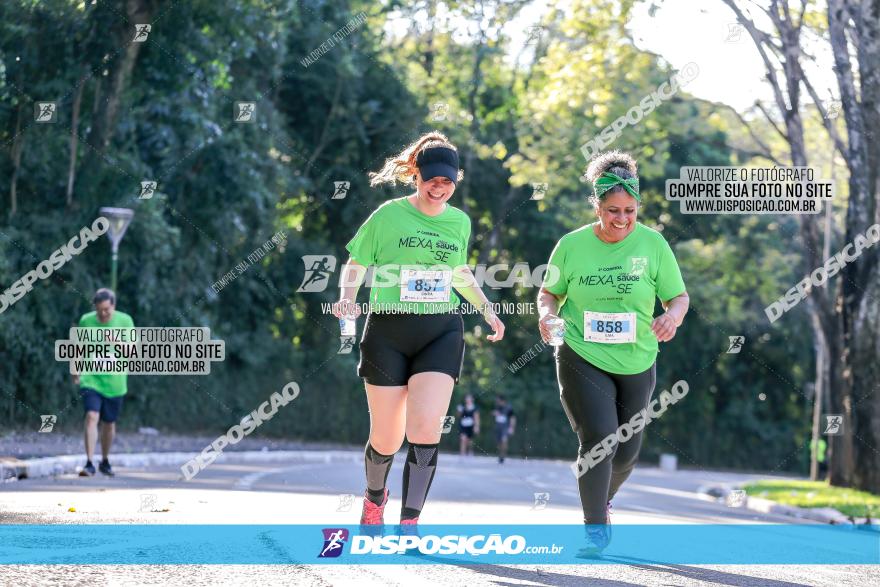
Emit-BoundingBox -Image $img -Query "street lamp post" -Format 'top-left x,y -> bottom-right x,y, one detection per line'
98,207 -> 134,292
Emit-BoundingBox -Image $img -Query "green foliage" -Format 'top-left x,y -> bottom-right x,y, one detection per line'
0,0 -> 814,473
743,480 -> 880,517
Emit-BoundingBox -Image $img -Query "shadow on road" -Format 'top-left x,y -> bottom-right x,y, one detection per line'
459,558 -> 809,587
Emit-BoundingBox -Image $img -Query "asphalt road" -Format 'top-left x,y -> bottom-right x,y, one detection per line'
1,451 -> 878,586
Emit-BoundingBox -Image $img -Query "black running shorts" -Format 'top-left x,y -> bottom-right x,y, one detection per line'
80,387 -> 124,423
358,311 -> 465,386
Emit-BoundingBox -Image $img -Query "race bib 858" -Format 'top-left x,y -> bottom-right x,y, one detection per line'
583,311 -> 636,344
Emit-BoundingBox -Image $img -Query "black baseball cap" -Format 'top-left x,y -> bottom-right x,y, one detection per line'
416,147 -> 459,184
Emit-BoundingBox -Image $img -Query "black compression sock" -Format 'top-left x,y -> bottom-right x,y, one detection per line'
364,443 -> 394,505
400,442 -> 439,520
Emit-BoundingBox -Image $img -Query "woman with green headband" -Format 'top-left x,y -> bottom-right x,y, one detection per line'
537,150 -> 689,556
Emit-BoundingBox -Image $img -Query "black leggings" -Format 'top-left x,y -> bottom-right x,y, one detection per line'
555,343 -> 656,524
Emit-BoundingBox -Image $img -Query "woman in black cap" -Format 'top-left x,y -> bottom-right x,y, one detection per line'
332,131 -> 505,528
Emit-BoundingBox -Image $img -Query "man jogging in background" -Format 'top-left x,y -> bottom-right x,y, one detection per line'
457,394 -> 480,456
72,288 -> 134,477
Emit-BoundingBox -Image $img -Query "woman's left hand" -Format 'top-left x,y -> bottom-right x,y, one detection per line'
650,312 -> 678,342
485,312 -> 505,342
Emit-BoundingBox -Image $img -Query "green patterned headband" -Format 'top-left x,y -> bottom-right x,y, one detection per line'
593,171 -> 640,201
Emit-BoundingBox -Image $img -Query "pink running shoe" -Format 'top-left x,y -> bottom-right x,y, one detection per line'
399,517 -> 421,545
360,489 -> 389,525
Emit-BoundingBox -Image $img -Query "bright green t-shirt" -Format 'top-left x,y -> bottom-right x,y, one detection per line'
77,310 -> 135,398
543,222 -> 686,374
345,196 -> 471,314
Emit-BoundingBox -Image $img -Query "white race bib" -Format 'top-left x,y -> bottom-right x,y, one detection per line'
400,269 -> 451,302
583,311 -> 636,344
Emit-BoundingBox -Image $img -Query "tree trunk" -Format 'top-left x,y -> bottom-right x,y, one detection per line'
9,104 -> 23,218
460,0 -> 488,216
88,0 -> 155,152
66,72 -> 86,206
833,0 -> 880,493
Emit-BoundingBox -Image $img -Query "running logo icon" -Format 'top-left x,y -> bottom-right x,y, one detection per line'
139,181 -> 157,200
533,492 -> 550,510
825,100 -> 842,120
530,183 -> 548,201
336,494 -> 355,512
35,102 -> 57,123
726,489 -> 746,507
331,181 -> 350,200
524,25 -> 545,46
431,102 -> 449,122
724,23 -> 743,43
727,336 -> 745,354
439,415 -> 455,434
629,257 -> 648,277
133,24 -> 151,42
823,414 -> 844,436
234,102 -> 256,123
38,415 -> 56,433
297,255 -> 337,292
139,494 -> 158,513
318,528 -> 349,558
338,336 -> 355,354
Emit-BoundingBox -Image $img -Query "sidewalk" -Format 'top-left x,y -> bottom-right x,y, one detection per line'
0,429 -> 358,482
4,429 -> 871,529
0,429 -> 353,460
697,482 -> 877,527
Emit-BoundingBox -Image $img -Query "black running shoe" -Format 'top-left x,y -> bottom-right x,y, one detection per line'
79,461 -> 96,477
98,459 -> 114,477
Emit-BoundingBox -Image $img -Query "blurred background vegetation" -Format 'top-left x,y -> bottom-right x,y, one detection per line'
0,0 -> 855,476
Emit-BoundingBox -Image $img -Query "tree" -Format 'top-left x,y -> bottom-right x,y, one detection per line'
721,0 -> 880,491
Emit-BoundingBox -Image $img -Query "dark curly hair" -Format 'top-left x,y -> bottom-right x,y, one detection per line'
585,150 -> 639,206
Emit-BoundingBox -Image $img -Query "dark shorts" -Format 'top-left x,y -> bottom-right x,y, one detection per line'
494,424 -> 509,443
80,388 -> 124,423
358,311 -> 465,386
459,426 -> 475,438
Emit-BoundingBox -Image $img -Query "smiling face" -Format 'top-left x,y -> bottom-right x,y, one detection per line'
416,173 -> 456,207
596,191 -> 639,242
95,299 -> 115,324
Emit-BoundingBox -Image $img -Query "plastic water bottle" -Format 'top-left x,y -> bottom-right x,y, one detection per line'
340,315 -> 356,337
546,317 -> 565,346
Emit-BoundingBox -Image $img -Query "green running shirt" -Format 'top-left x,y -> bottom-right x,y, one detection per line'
346,196 -> 471,314
77,310 -> 135,398
543,222 -> 686,374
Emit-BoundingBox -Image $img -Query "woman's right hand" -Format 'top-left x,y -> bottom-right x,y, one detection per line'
332,299 -> 362,319
538,313 -> 561,343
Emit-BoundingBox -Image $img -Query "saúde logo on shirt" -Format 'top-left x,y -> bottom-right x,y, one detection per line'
629,257 -> 648,277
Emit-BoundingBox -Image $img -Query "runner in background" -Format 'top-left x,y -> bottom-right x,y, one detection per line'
73,288 -> 135,477
492,395 -> 516,464
457,394 -> 480,456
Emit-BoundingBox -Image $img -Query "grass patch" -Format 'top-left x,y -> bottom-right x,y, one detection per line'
742,479 -> 880,519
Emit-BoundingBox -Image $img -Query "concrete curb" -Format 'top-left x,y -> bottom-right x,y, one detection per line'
1,449 -> 592,483
0,449 -> 563,483
697,483 -> 853,525
0,450 -> 365,482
